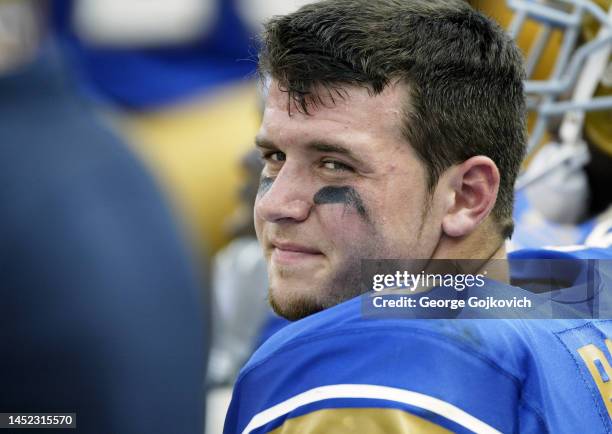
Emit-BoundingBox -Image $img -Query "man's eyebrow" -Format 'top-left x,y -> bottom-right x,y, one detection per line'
255,137 -> 276,150
307,141 -> 368,166
255,137 -> 365,163
307,141 -> 356,158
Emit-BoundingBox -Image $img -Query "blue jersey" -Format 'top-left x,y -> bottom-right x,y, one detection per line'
225,247 -> 612,433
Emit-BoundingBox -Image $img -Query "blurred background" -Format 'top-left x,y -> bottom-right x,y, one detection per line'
0,0 -> 610,433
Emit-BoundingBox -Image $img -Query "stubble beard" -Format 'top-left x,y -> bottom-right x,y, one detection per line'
267,241 -> 381,321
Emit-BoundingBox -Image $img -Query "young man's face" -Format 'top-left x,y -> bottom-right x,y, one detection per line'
255,80 -> 444,320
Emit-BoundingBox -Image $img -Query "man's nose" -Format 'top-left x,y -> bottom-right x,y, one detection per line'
255,168 -> 312,223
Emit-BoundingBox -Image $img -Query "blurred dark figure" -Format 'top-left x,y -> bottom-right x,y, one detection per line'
0,2 -> 207,433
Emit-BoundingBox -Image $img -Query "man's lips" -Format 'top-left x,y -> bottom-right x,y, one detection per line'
270,241 -> 323,265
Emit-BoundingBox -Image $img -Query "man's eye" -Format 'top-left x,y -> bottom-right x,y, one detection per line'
322,160 -> 353,172
263,151 -> 286,162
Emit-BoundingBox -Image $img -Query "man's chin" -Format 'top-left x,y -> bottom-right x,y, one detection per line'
268,288 -> 326,321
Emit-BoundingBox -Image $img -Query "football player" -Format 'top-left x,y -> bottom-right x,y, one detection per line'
224,1 -> 612,433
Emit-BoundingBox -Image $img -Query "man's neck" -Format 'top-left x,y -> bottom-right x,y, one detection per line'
430,221 -> 510,284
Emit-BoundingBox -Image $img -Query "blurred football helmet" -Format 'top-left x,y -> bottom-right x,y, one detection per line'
73,0 -> 217,46
472,0 -> 612,223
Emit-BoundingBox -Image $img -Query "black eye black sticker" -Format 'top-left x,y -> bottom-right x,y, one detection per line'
257,176 -> 274,197
313,186 -> 369,221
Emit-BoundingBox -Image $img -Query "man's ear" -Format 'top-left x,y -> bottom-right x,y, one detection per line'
441,156 -> 500,238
